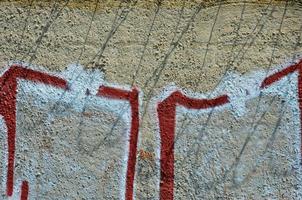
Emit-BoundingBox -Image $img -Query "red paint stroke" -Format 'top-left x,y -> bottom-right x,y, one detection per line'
261,60 -> 302,88
157,91 -> 229,200
20,181 -> 29,200
261,59 -> 302,163
0,64 -> 68,197
97,86 -> 139,200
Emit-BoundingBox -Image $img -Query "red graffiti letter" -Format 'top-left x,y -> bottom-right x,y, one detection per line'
97,86 -> 139,200
0,64 -> 68,199
157,91 -> 229,200
261,59 -> 302,163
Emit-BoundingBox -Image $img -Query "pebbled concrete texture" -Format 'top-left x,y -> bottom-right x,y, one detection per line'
0,0 -> 302,199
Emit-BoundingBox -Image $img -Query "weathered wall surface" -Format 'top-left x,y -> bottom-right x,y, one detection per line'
0,0 -> 302,199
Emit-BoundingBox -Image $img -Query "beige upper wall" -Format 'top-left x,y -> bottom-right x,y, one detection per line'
2,0 -> 294,10
1,0 -> 301,93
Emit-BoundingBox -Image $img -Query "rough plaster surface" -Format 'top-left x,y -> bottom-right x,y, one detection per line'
0,0 -> 302,199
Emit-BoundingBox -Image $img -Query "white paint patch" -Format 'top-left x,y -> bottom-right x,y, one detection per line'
0,59 -> 302,199
0,63 -> 134,199
150,58 -> 302,198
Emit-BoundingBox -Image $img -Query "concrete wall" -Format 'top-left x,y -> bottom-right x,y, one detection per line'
0,0 -> 302,199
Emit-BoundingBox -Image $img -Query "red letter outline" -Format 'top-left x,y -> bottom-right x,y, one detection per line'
0,64 -> 68,199
157,91 -> 229,199
0,64 -> 140,200
97,86 -> 139,200
157,59 -> 302,200
261,59 -> 302,162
